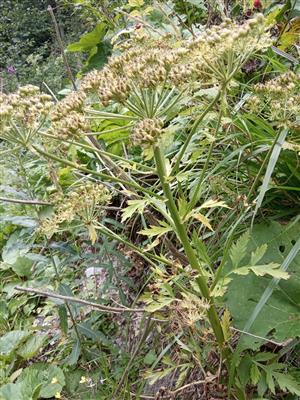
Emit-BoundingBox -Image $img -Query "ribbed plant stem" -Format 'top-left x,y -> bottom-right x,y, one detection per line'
153,145 -> 225,348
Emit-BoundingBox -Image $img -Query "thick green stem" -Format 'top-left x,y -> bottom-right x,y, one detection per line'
153,145 -> 225,348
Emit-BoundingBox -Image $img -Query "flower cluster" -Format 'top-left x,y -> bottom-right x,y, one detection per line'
171,292 -> 210,328
78,14 -> 270,108
0,85 -> 53,142
40,183 -> 111,238
246,71 -> 300,129
131,118 -> 164,146
50,91 -> 89,140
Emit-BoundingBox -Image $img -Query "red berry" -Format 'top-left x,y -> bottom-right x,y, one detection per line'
253,0 -> 262,8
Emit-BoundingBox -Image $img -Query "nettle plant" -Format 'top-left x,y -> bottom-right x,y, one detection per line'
1,14 -> 300,396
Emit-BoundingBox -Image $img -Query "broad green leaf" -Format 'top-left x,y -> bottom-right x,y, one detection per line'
17,334 -> 47,360
223,221 -> 300,349
138,225 -> 172,238
0,330 -> 31,361
229,231 -> 250,268
0,382 -> 39,400
11,257 -> 34,277
67,23 -> 107,52
18,363 -> 65,399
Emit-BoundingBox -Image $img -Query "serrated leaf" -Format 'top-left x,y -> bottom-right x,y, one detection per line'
87,223 -> 98,244
251,244 -> 268,265
193,213 -> 213,231
250,364 -> 261,385
138,225 -> 172,237
273,372 -> 300,395
199,199 -> 230,209
221,309 -> 231,342
121,199 -> 148,222
229,231 -> 250,268
224,221 -> 300,349
249,263 -> 289,279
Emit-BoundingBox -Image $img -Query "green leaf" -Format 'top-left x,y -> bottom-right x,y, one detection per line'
11,257 -> 34,277
224,221 -> 300,349
0,330 -> 31,361
121,199 -> 148,222
58,305 -> 68,335
251,244 -> 268,266
17,363 -> 65,399
250,364 -> 261,386
66,339 -> 81,366
273,372 -> 300,396
229,231 -> 250,268
67,23 -> 107,52
144,350 -> 157,365
17,334 -> 47,360
138,225 -> 172,238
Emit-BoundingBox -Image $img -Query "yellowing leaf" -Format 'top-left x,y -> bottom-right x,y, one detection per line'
88,224 -> 97,245
250,264 -> 290,279
138,225 -> 172,237
128,0 -> 144,7
279,18 -> 300,50
200,199 -> 230,209
221,309 -> 232,342
143,238 -> 160,251
193,213 -> 213,231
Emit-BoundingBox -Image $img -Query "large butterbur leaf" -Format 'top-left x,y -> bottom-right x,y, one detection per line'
223,221 -> 300,349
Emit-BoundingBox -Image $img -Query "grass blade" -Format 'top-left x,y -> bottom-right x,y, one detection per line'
252,128 -> 288,222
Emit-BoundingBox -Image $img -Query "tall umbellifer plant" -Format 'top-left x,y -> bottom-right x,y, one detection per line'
1,13 -> 284,392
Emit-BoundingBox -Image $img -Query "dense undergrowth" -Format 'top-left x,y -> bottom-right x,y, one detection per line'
0,1 -> 300,399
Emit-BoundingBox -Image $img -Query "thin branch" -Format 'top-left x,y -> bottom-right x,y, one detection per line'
129,374 -> 217,399
15,286 -> 146,314
0,197 -> 51,206
47,5 -> 77,91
